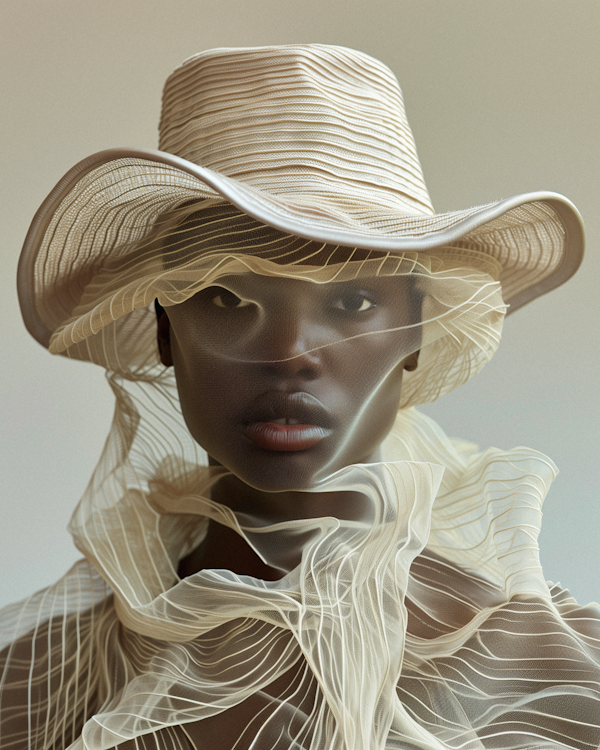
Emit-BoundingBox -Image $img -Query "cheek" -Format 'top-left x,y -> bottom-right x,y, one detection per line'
336,333 -> 408,406
170,339 -> 238,447
331,345 -> 405,461
358,364 -> 404,437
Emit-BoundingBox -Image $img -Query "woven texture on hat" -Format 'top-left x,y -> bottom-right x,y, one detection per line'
19,44 -> 580,363
2,409 -> 599,749
158,46 -> 434,216
29,158 -> 566,344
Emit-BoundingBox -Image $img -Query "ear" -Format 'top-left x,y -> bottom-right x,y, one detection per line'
403,349 -> 419,372
155,300 -> 173,367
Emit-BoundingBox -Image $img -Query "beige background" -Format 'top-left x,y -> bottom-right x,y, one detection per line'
1,0 -> 598,606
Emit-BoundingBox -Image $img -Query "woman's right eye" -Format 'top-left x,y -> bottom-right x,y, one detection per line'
211,289 -> 251,308
331,290 -> 377,313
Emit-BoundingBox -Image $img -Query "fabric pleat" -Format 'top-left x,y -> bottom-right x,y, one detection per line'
2,409 -> 599,750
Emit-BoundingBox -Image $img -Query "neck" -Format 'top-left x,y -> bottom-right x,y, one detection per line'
177,458 -> 373,580
178,518 -> 284,580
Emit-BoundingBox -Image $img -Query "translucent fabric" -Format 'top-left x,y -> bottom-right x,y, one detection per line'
42,202 -> 506,409
1,410 -> 599,750
5,206 -> 600,749
6,43 -> 593,750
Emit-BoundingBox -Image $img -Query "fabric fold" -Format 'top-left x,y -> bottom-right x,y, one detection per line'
2,410 -> 599,750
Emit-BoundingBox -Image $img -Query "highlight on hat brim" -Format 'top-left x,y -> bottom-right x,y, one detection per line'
18,147 -> 584,349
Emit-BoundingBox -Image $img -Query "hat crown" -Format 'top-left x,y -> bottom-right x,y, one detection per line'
158,45 -> 434,216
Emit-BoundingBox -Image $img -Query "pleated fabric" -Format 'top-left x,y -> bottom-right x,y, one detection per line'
2,409 -> 599,750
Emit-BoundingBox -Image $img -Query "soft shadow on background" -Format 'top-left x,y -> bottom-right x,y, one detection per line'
1,0 -> 598,606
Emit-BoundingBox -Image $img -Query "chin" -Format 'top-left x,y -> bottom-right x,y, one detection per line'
223,444 -> 380,494
214,441 -> 339,493
232,457 -> 324,493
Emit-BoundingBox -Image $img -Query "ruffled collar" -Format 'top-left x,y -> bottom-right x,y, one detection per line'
61,408 -> 562,749
69,408 -> 558,642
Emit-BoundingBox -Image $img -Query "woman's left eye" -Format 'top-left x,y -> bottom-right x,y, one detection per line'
211,289 -> 251,309
332,292 -> 376,312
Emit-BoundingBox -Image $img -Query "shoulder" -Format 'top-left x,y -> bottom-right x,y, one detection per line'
402,554 -> 600,747
0,583 -> 115,749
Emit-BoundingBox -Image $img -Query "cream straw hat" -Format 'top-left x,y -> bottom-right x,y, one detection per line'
18,44 -> 584,367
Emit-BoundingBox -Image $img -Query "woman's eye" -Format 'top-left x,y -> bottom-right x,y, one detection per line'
211,289 -> 251,309
332,292 -> 376,312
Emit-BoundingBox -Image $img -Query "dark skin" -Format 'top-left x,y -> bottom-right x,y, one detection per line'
156,253 -> 420,581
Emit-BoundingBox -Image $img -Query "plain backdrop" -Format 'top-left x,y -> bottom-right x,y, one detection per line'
1,0 -> 598,607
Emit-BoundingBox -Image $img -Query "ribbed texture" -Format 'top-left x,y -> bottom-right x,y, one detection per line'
2,410 -> 599,749
30,157 -> 566,363
159,46 -> 433,216
18,44 -> 581,365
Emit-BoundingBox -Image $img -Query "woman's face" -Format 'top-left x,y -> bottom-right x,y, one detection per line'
157,268 -> 419,492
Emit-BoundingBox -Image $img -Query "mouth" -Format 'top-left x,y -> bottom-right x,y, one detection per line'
242,392 -> 334,452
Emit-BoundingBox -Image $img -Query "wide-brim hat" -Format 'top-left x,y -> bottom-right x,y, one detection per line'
18,45 -> 584,374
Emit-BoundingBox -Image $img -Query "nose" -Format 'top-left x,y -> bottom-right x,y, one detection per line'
255,309 -> 325,380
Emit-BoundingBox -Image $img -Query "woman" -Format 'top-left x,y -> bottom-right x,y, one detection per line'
2,45 -> 599,749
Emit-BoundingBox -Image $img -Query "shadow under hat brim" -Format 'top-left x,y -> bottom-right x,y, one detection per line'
18,147 -> 584,349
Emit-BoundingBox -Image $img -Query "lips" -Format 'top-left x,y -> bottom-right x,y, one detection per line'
242,391 -> 334,452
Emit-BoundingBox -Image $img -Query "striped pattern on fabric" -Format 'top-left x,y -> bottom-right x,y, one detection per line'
2,411 -> 599,749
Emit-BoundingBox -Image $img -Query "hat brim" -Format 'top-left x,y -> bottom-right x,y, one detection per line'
18,147 -> 584,349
